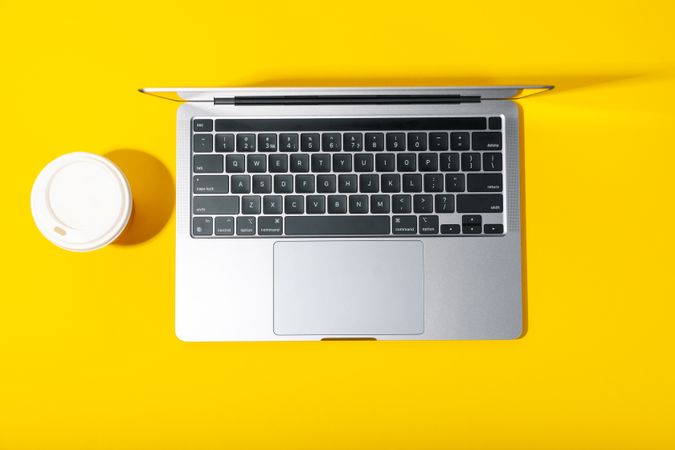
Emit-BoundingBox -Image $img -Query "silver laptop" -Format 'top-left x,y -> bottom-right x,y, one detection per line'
141,86 -> 552,341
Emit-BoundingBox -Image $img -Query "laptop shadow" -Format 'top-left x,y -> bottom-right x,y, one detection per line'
105,150 -> 175,246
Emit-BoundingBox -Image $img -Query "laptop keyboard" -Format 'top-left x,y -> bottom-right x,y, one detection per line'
190,117 -> 505,237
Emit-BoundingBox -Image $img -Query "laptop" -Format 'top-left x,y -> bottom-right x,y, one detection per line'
141,86 -> 553,341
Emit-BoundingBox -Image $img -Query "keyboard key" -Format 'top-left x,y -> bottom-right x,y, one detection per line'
290,153 -> 310,172
392,216 -> 417,234
280,133 -> 299,152
435,194 -> 454,213
285,195 -> 304,214
392,194 -> 412,213
322,133 -> 341,151
193,134 -> 213,152
242,195 -> 261,214
450,132 -> 469,150
252,175 -> 272,194
344,133 -> 363,151
338,174 -> 358,193
349,195 -> 369,214
359,174 -> 379,193
445,174 -> 465,192
365,132 -> 384,151
247,154 -> 267,173
269,154 -> 288,172
236,133 -> 256,152
402,174 -> 422,192
457,194 -> 503,213
467,173 -> 503,192
301,133 -> 320,151
386,133 -> 406,151
333,154 -> 352,172
397,154 -> 417,172
285,216 -> 390,235
424,174 -> 444,192
193,217 -> 213,236
418,153 -> 438,171
484,224 -> 504,234
440,153 -> 460,171
236,216 -> 256,235
193,175 -> 229,194
488,117 -> 502,130
231,175 -> 251,193
317,174 -> 337,193
419,215 -> 439,234
462,224 -> 481,234
193,196 -> 239,214
258,216 -> 283,235
429,132 -> 449,150
263,195 -> 283,214
258,133 -> 278,152
413,195 -> 433,213
370,195 -> 390,213
462,215 -> 482,225
193,119 -> 213,132
312,154 -> 331,172
215,133 -> 235,152
408,132 -> 427,151
375,153 -> 395,172
193,155 -> 223,173
461,153 -> 481,171
483,152 -> 502,171
306,195 -> 326,214
225,154 -> 245,173
440,224 -> 460,234
214,216 -> 234,235
354,154 -> 374,172
274,175 -> 293,193
472,131 -> 502,150
381,174 -> 401,193
327,195 -> 348,213
295,175 -> 315,193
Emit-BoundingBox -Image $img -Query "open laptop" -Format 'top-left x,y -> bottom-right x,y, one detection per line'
141,86 -> 553,341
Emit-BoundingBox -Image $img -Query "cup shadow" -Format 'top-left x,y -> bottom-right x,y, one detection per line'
104,150 -> 175,245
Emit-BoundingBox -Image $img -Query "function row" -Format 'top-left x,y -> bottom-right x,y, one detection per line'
193,152 -> 502,174
192,131 -> 502,153
192,215 -> 504,237
193,193 -> 503,216
193,173 -> 503,196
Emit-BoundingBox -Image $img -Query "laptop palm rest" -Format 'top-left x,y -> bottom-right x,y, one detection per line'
273,240 -> 424,336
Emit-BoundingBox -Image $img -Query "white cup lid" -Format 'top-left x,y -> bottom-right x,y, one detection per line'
31,152 -> 132,251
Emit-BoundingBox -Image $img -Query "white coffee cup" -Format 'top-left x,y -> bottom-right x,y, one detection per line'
31,152 -> 133,252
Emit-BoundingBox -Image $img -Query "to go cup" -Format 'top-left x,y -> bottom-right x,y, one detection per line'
31,152 -> 133,252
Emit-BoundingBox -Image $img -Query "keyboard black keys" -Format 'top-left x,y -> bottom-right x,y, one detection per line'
439,153 -> 459,171
231,175 -> 251,193
484,224 -> 504,234
386,133 -> 406,151
193,196 -> 239,214
365,133 -> 384,151
445,174 -> 465,192
349,195 -> 369,213
457,194 -> 503,213
403,174 -> 422,192
263,195 -> 283,214
322,133 -> 341,151
440,224 -> 460,234
392,195 -> 412,213
274,175 -> 293,193
269,154 -> 288,172
434,194 -> 454,213
193,217 -> 213,236
306,195 -> 326,214
424,174 -> 444,192
193,134 -> 213,153
236,133 -> 256,152
333,154 -> 352,172
214,216 -> 234,235
193,119 -> 213,132
301,133 -> 320,151
344,133 -> 363,151
359,174 -> 379,193
225,154 -> 245,173
408,132 -> 427,150
247,154 -> 267,172
354,154 -> 374,172
397,154 -> 416,172
258,216 -> 283,235
413,195 -> 433,213
419,153 -> 438,171
429,132 -> 448,150
280,133 -> 299,151
295,175 -> 315,193
327,195 -> 347,213
462,215 -> 482,225
370,195 -> 390,213
285,216 -> 390,235
317,175 -> 337,193
381,174 -> 401,193
258,133 -> 278,152
312,154 -> 331,172
488,117 -> 502,130
252,175 -> 272,193
215,133 -> 235,152
236,216 -> 256,235
392,216 -> 417,234
419,215 -> 439,234
193,175 -> 229,194
461,153 -> 481,171
290,154 -> 310,172
242,195 -> 261,214
285,195 -> 304,214
472,131 -> 502,150
463,224 -> 482,234
450,132 -> 469,150
338,174 -> 358,193
483,152 -> 502,171
376,153 -> 395,172
467,173 -> 503,192
194,154 -> 223,173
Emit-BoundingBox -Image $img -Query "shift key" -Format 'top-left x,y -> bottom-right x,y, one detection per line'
457,194 -> 503,213
193,196 -> 239,214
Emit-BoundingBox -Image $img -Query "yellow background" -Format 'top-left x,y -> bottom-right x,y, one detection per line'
1,0 -> 674,448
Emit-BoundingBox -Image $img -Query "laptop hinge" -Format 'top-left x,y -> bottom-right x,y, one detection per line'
213,95 -> 481,106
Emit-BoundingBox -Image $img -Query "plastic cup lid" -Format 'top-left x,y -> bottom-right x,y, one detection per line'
31,152 -> 132,252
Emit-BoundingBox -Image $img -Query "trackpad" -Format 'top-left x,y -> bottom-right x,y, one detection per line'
273,241 -> 424,336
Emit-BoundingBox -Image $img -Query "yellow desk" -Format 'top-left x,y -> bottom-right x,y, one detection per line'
1,1 -> 674,448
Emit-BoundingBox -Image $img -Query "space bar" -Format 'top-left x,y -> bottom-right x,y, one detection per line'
285,216 -> 390,235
